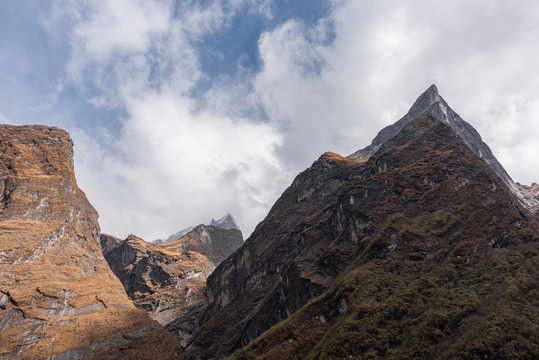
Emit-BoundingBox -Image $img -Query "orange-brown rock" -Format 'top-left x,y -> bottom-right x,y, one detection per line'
100,225 -> 243,348
0,125 -> 181,359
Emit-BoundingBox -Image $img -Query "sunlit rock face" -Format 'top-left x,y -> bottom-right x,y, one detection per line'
184,88 -> 539,359
516,182 -> 539,216
100,225 -> 243,348
0,125 -> 181,359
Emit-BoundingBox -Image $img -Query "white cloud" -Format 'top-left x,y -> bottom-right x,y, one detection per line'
73,88 -> 284,240
253,0 -> 539,182
72,0 -> 171,59
61,0 -> 539,241
65,0 -> 287,239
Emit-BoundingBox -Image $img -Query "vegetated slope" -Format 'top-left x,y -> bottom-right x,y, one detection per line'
101,225 -> 243,348
229,240 -> 539,359
185,87 -> 539,359
228,116 -> 539,359
0,125 -> 181,359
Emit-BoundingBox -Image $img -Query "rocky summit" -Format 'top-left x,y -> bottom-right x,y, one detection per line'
0,125 -> 181,359
516,182 -> 539,216
349,85 -> 539,214
100,225 -> 243,348
184,87 -> 539,359
154,213 -> 241,245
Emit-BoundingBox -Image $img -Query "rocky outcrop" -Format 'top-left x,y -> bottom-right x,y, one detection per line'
100,225 -> 243,348
516,182 -> 539,216
165,224 -> 244,265
184,88 -> 539,359
0,125 -> 181,359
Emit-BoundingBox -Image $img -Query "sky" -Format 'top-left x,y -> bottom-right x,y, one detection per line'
1,0 -> 539,241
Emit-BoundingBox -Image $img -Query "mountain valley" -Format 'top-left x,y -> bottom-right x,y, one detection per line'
1,86 -> 538,359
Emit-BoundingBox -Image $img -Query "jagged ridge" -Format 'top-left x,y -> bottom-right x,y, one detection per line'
154,213 -> 241,245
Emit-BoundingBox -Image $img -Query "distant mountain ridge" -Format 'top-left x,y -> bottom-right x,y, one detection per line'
153,213 -> 240,244
100,223 -> 243,349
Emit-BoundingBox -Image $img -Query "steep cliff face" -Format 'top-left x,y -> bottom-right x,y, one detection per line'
0,125 -> 181,359
185,90 -> 539,359
230,118 -> 539,358
349,85 -> 538,214
101,225 -> 243,348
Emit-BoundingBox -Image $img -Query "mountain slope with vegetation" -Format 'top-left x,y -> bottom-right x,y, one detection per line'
185,87 -> 539,359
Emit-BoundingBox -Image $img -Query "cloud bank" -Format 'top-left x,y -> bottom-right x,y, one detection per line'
35,0 -> 539,240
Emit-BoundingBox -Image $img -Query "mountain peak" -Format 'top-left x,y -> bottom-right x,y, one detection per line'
154,213 -> 241,244
427,83 -> 438,94
347,85 -> 448,163
408,84 -> 442,116
347,85 -> 534,211
209,213 -> 240,230
417,83 -> 439,102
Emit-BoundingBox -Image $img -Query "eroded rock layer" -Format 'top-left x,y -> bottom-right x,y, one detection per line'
100,225 -> 243,348
0,125 -> 181,359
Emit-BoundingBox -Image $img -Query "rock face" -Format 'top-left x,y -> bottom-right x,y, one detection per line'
516,182 -> 539,216
184,88 -> 539,359
100,225 -> 243,348
208,214 -> 240,230
0,125 -> 181,359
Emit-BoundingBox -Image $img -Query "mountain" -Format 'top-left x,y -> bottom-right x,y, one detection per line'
100,224 -> 243,348
349,84 -> 539,215
208,214 -> 240,230
154,213 -> 240,245
183,87 -> 539,359
0,125 -> 181,359
516,182 -> 539,216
